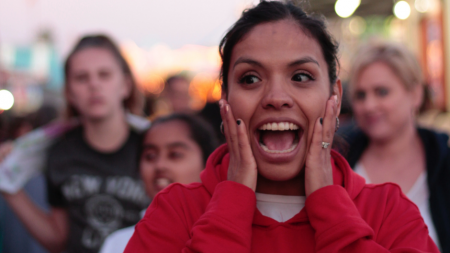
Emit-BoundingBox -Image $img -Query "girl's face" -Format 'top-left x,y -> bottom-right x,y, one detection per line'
140,120 -> 204,198
352,62 -> 421,142
225,20 -> 341,182
66,48 -> 131,120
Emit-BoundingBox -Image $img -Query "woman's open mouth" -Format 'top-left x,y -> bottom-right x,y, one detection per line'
154,177 -> 173,192
257,121 -> 303,154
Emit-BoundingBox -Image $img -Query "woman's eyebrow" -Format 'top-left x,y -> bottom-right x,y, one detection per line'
233,57 -> 263,70
142,144 -> 158,150
232,56 -> 319,70
288,56 -> 320,67
167,142 -> 190,149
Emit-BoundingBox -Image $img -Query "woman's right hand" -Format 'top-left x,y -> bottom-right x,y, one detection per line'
220,99 -> 257,191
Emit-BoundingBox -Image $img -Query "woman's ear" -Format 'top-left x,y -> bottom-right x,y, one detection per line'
332,79 -> 343,117
411,83 -> 424,112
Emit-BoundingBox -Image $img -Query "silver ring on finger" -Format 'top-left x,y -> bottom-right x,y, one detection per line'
321,142 -> 330,149
220,122 -> 224,134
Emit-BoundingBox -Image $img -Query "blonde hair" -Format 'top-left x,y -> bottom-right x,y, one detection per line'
349,41 -> 423,93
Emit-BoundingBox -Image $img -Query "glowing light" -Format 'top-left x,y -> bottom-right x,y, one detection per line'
348,16 -> 366,35
335,0 -> 361,18
394,1 -> 411,20
189,73 -> 221,110
415,0 -> 430,13
0,89 -> 14,110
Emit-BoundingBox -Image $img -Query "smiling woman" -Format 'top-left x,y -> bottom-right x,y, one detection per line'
124,2 -> 439,252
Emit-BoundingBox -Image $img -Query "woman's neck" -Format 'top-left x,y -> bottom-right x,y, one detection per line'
256,172 -> 305,196
82,111 -> 129,152
366,123 -> 420,160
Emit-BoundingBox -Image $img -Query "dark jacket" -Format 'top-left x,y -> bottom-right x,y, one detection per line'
343,127 -> 450,253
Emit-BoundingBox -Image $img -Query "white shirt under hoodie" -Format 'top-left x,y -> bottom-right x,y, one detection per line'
355,163 -> 440,249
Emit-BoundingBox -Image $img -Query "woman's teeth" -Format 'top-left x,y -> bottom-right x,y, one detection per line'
258,121 -> 300,153
155,178 -> 171,189
259,122 -> 299,131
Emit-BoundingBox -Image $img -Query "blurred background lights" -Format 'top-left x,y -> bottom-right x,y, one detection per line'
394,1 -> 411,20
0,89 -> 15,110
349,16 -> 367,35
335,0 -> 361,18
415,0 -> 430,13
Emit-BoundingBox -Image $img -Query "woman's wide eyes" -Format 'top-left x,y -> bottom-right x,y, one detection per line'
239,75 -> 260,85
292,73 -> 312,82
375,87 -> 389,97
169,151 -> 184,160
143,152 -> 157,162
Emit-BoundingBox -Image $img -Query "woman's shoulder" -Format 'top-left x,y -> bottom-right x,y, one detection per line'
150,182 -> 211,208
48,126 -> 83,154
356,182 -> 423,222
141,182 -> 211,227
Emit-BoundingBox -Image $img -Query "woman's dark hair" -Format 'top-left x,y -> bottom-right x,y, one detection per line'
219,1 -> 339,93
64,34 -> 142,118
149,113 -> 220,165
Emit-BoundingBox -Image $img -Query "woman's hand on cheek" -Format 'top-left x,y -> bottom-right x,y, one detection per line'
304,95 -> 338,197
220,99 -> 257,192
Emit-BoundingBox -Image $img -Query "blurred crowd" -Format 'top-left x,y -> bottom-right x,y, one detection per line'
0,1 -> 449,253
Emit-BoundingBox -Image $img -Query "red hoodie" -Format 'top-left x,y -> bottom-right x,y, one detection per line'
125,144 -> 439,253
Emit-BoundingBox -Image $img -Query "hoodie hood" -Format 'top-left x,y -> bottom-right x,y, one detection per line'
200,144 -> 367,225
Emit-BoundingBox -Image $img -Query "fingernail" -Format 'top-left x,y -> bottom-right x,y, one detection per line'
219,99 -> 224,108
320,118 -> 323,125
333,95 -> 338,104
237,120 -> 241,125
225,105 -> 229,113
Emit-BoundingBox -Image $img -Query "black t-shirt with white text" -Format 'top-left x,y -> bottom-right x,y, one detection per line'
46,127 -> 149,253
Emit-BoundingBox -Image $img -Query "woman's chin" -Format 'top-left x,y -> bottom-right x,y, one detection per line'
255,159 -> 305,182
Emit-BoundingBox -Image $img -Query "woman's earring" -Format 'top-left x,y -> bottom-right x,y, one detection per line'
335,117 -> 340,132
220,122 -> 224,134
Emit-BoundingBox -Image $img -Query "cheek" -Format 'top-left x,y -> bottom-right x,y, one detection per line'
351,101 -> 365,118
173,155 -> 203,184
298,94 -> 327,138
140,162 -> 155,185
227,90 -> 259,126
386,95 -> 414,121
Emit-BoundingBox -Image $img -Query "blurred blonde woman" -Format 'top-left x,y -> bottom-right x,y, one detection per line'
345,41 -> 450,252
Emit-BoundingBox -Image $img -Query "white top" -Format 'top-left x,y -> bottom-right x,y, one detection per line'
256,192 -> 306,222
99,226 -> 135,253
355,163 -> 440,249
99,209 -> 146,253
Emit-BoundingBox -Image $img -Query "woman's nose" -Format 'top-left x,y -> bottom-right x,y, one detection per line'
360,94 -> 378,112
260,81 -> 294,110
155,156 -> 174,173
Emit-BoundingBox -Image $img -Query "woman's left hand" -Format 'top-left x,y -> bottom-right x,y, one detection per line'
304,95 -> 338,197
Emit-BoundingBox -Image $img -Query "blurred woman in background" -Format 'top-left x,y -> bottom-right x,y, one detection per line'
1,35 -> 149,253
100,113 -> 219,253
345,41 -> 450,252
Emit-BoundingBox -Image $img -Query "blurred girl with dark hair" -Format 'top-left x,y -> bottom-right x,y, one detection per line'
2,35 -> 149,253
125,2 -> 438,252
100,113 -> 219,253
